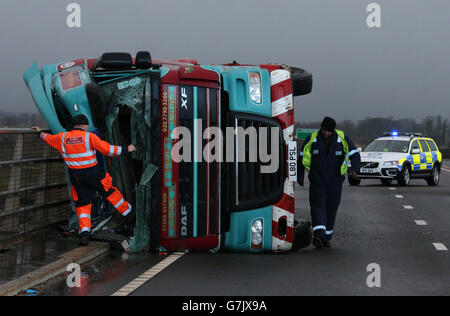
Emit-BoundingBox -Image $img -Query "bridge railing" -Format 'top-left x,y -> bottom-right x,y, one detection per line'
0,128 -> 70,241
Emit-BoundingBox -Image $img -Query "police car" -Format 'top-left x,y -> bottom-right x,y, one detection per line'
351,132 -> 442,186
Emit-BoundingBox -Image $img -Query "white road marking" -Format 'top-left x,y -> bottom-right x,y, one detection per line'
433,243 -> 448,251
395,195 -> 403,199
414,220 -> 427,226
403,205 -> 414,209
111,252 -> 186,296
389,187 -> 396,190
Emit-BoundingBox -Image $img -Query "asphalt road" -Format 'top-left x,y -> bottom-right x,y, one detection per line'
44,164 -> 450,296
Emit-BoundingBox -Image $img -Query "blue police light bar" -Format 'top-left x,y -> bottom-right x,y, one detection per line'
382,132 -> 423,137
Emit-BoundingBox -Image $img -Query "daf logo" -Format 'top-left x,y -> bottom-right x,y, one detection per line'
180,205 -> 188,236
181,88 -> 188,109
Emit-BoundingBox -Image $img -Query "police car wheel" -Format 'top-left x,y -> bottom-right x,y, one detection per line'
289,67 -> 313,96
426,165 -> 440,186
397,164 -> 411,186
292,220 -> 313,251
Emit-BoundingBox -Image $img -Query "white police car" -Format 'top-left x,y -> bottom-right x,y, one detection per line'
351,132 -> 442,186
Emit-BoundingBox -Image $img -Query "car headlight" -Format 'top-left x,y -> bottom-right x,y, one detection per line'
251,219 -> 263,249
249,72 -> 262,104
383,161 -> 399,167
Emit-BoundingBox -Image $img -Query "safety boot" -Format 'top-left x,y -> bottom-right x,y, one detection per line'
79,231 -> 90,246
312,236 -> 324,249
322,240 -> 332,248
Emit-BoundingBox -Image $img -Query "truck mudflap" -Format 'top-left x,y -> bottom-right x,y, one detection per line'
270,69 -> 295,252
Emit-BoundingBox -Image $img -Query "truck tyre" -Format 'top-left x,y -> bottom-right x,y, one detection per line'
426,164 -> 440,186
397,164 -> 411,186
289,67 -> 313,96
292,220 -> 312,251
348,176 -> 361,186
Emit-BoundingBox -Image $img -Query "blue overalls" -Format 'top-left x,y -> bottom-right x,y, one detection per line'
298,131 -> 360,241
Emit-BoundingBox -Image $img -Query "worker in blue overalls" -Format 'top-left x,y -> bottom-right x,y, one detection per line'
298,117 -> 361,248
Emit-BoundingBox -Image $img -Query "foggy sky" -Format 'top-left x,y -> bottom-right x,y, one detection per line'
0,0 -> 449,122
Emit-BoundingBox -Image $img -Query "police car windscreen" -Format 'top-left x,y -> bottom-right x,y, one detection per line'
364,140 -> 409,153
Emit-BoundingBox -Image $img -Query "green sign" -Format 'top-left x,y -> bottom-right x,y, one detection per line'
296,128 -> 318,140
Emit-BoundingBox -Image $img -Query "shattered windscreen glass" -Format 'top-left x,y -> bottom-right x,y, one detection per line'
95,73 -> 159,252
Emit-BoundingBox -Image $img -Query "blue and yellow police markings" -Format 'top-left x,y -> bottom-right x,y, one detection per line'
397,139 -> 441,171
405,153 -> 435,171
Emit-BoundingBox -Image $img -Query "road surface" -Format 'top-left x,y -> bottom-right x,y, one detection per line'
44,165 -> 450,296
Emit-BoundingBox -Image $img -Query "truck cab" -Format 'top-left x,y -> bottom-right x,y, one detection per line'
24,51 -> 313,253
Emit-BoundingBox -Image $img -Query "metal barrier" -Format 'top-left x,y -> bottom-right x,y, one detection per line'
0,128 -> 70,241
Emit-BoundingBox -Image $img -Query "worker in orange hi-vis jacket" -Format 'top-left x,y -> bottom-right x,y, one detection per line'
31,114 -> 136,246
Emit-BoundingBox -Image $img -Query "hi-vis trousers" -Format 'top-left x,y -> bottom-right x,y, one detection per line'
69,169 -> 132,234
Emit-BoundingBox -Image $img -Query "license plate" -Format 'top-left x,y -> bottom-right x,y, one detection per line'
288,141 -> 297,181
361,168 -> 377,174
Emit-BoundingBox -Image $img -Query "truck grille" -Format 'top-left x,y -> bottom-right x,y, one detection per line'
224,112 -> 285,212
178,86 -> 219,238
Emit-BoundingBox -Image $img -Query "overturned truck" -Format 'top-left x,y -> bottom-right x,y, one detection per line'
24,52 -> 313,253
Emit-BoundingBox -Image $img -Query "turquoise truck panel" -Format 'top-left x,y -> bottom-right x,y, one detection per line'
23,63 -> 65,133
52,67 -> 95,129
42,64 -> 58,111
202,66 -> 272,117
224,206 -> 273,253
203,65 -> 275,252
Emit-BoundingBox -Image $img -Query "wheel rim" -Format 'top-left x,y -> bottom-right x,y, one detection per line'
433,168 -> 439,183
404,168 -> 410,184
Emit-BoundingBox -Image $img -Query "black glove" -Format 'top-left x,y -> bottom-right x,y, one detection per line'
348,170 -> 359,180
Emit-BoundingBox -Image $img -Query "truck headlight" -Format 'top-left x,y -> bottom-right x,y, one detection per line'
384,161 -> 399,167
249,72 -> 262,104
251,219 -> 263,249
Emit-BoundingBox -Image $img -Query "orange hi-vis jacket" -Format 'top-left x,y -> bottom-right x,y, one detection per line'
39,129 -> 123,169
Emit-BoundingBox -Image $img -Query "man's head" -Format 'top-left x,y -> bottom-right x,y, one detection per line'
320,116 -> 336,139
72,114 -> 89,131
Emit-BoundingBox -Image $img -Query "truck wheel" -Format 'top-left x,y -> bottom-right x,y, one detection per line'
426,164 -> 440,186
381,179 -> 393,186
289,67 -> 313,96
348,176 -> 361,186
397,164 -> 411,186
292,220 -> 312,251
